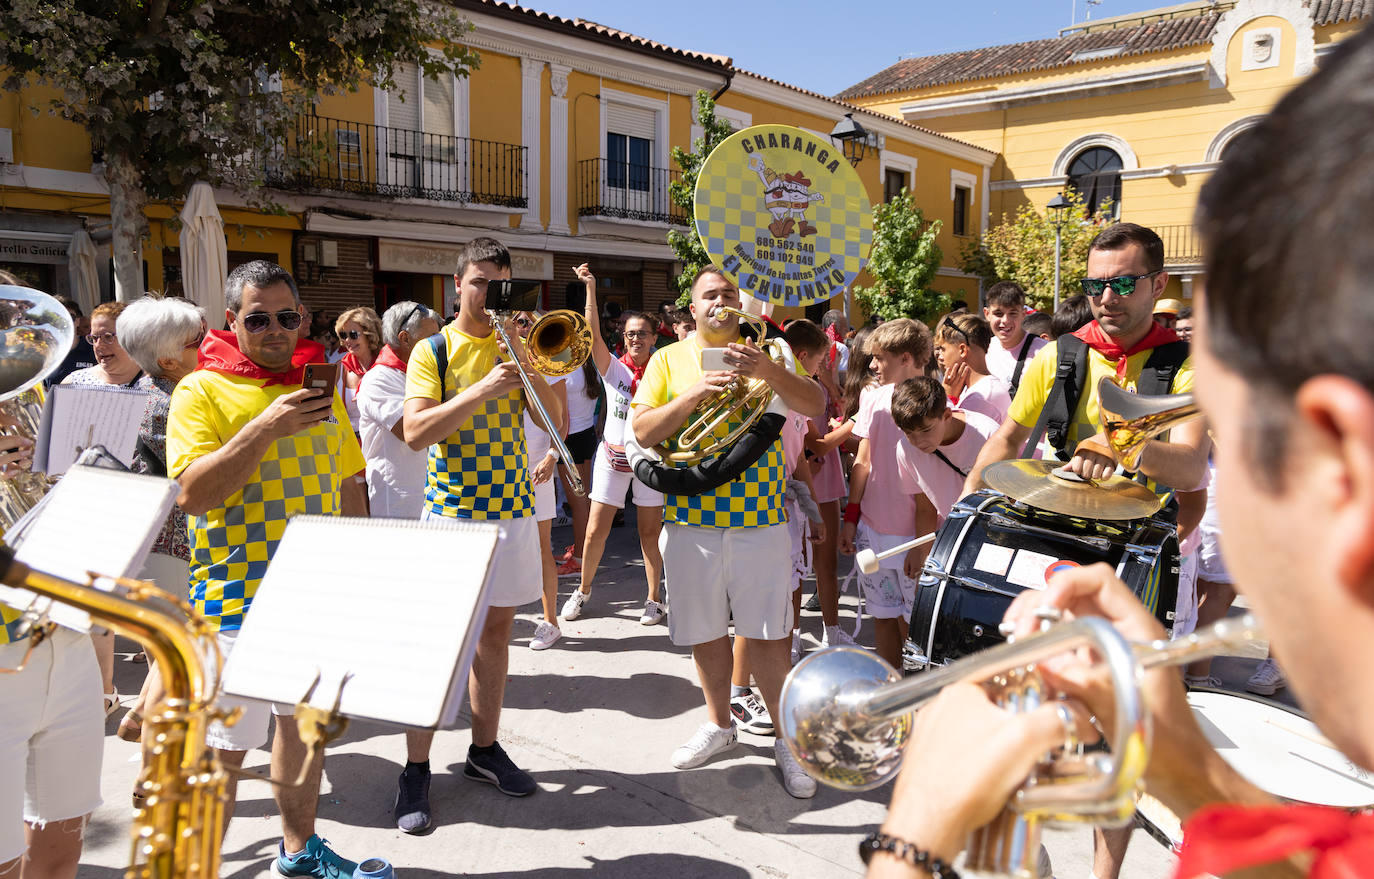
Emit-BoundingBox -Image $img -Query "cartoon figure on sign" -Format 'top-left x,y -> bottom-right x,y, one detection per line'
748,155 -> 824,239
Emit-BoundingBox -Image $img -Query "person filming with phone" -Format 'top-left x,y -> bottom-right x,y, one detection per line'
166,259 -> 369,878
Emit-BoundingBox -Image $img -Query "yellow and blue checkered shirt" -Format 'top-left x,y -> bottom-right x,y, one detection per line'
1,603 -> 25,646
404,325 -> 533,521
167,371 -> 365,632
632,335 -> 790,529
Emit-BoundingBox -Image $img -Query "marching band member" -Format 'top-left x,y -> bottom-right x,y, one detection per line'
629,267 -> 822,798
167,260 -> 367,878
396,238 -> 564,830
870,25 -> 1374,877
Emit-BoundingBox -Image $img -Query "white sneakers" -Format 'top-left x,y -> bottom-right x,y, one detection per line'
560,589 -> 589,621
790,630 -> 802,666
1246,657 -> 1287,695
639,599 -> 666,625
774,739 -> 817,799
530,621 -> 561,651
822,625 -> 857,648
672,722 -> 738,769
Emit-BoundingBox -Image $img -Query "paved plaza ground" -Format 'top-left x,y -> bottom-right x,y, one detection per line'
81,509 -> 1280,878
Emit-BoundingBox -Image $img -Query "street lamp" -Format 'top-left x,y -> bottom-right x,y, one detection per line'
830,113 -> 872,167
1047,192 -> 1071,311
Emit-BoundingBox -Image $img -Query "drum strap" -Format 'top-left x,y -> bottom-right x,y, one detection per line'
425,332 -> 449,400
1008,334 -> 1035,399
932,449 -> 968,479
1022,336 -> 1088,459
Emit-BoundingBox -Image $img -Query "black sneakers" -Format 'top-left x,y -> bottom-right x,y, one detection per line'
393,765 -> 432,834
463,743 -> 537,797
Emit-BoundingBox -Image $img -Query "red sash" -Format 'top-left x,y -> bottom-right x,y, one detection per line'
1072,321 -> 1180,380
197,331 -> 325,386
1176,804 -> 1374,879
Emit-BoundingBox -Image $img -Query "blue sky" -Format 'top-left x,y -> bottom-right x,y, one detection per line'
525,1 -> 1188,95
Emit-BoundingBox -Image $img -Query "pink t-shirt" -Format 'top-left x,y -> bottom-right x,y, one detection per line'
782,409 -> 808,478
809,383 -> 847,503
897,409 -> 1000,522
957,374 -> 1011,424
855,383 -> 916,536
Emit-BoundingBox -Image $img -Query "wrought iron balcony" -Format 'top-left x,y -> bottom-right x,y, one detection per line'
577,158 -> 688,226
1156,223 -> 1203,265
268,115 -> 527,208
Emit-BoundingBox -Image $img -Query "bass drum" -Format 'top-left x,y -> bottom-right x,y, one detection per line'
1137,688 -> 1374,850
907,490 -> 1179,669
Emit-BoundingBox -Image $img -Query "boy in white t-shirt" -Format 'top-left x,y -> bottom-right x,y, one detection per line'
838,318 -> 933,670
934,312 -> 1011,425
983,280 -> 1047,400
890,376 -> 1000,523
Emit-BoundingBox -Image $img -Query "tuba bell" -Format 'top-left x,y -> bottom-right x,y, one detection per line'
0,284 -> 74,532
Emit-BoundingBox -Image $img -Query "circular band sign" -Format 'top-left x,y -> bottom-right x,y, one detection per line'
694,124 -> 872,308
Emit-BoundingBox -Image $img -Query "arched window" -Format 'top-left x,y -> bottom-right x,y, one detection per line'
1068,147 -> 1123,217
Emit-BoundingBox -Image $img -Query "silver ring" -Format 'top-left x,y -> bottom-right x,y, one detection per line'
1054,702 -> 1079,754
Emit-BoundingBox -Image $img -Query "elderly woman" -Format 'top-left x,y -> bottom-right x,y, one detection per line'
334,306 -> 382,429
110,295 -> 203,763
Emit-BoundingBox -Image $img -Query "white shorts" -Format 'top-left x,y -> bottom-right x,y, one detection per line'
0,628 -> 104,861
206,630 -> 296,752
856,522 -> 918,620
660,522 -> 793,646
532,474 -> 555,522
588,443 -> 664,510
421,509 -> 542,608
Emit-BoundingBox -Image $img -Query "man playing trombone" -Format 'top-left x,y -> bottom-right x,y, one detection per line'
870,23 -> 1374,878
630,267 -> 823,797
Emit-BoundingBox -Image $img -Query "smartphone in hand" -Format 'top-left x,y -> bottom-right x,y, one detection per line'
700,347 -> 731,373
302,362 -> 340,396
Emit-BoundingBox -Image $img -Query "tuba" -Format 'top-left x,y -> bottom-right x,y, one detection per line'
0,285 -> 73,531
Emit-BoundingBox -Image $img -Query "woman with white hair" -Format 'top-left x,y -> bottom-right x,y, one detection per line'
110,294 -> 203,772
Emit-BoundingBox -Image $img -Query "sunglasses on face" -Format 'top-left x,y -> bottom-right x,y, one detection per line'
337,329 -> 361,340
86,332 -> 118,346
183,326 -> 207,350
1080,270 -> 1162,299
241,310 -> 304,334
939,316 -> 969,345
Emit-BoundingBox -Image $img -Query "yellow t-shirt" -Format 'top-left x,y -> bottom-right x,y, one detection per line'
404,324 -> 533,520
632,334 -> 791,530
167,371 -> 364,632
1009,338 -> 1194,477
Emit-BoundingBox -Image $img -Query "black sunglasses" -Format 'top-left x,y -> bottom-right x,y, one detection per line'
939,316 -> 970,344
337,329 -> 361,340
1080,271 -> 1162,299
241,310 -> 303,334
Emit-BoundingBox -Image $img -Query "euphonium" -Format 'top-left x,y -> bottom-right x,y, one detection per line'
0,547 -> 230,879
0,285 -> 74,531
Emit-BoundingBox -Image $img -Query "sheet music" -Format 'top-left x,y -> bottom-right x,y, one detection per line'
0,466 -> 178,631
222,516 -> 500,729
34,384 -> 149,475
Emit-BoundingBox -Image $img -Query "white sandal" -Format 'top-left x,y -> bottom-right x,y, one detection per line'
103,689 -> 121,717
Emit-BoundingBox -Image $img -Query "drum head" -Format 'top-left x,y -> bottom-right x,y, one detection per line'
1188,689 -> 1374,808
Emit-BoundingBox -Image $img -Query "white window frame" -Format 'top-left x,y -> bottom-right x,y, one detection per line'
374,54 -> 470,196
881,152 -> 918,201
949,168 -> 977,236
600,87 -> 671,219
691,105 -> 752,144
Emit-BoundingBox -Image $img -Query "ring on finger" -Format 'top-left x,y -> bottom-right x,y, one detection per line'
1054,702 -> 1080,755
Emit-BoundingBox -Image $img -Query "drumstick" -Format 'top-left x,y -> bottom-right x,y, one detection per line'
855,533 -> 937,575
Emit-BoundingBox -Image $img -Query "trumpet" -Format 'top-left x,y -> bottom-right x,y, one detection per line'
488,308 -> 592,496
779,612 -> 1262,875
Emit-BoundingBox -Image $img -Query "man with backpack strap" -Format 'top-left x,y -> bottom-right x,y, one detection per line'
963,222 -> 1209,496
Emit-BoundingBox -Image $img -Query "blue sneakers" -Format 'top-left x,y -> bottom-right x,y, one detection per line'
271,835 -> 358,879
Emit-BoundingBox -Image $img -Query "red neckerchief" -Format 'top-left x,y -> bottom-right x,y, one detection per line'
197,330 -> 325,386
1072,320 -> 1180,380
340,351 -> 368,378
1176,804 -> 1374,879
619,351 -> 648,394
373,344 -> 407,374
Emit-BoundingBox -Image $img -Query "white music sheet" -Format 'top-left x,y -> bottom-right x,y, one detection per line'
34,384 -> 149,475
221,515 -> 500,729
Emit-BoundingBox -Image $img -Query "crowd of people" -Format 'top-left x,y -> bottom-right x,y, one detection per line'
12,25 -> 1374,875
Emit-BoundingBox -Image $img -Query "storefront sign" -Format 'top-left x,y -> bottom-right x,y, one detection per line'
378,239 -> 552,280
0,237 -> 70,265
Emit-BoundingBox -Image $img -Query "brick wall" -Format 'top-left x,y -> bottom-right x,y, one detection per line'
293,236 -> 374,322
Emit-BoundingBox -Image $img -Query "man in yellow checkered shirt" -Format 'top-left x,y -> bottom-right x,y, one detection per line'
168,260 -> 367,879
631,266 -> 823,798
393,237 -> 565,833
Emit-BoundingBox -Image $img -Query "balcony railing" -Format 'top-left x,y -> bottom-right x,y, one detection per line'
1156,223 -> 1203,265
266,115 -> 527,209
577,158 -> 688,226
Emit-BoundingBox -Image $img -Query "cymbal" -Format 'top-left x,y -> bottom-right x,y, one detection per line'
982,459 -> 1163,521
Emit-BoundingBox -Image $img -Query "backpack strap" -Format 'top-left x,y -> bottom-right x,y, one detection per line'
1138,340 -> 1190,397
1022,335 -> 1088,460
1008,334 -> 1035,399
426,332 -> 448,401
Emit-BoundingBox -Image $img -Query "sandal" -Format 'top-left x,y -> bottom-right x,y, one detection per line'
103,689 -> 121,717
127,651 -> 147,664
117,709 -> 143,743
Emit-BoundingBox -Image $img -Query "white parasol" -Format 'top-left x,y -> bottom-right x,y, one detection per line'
67,228 -> 101,314
178,182 -> 228,319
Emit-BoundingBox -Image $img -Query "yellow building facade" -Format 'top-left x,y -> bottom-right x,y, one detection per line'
839,0 -> 1369,303
0,0 -> 992,326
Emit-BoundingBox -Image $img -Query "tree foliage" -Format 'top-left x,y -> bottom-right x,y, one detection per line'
958,191 -> 1113,312
0,0 -> 479,296
667,90 -> 735,306
851,189 -> 947,323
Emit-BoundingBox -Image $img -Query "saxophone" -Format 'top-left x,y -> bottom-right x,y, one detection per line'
0,546 -> 231,879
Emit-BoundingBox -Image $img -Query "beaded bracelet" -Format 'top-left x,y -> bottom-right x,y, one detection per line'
858,832 -> 960,878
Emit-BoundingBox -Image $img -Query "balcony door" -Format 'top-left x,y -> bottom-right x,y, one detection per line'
604,103 -> 659,219
384,62 -> 465,198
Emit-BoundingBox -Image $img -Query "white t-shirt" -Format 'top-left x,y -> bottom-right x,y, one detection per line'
957,374 -> 1011,424
897,409 -> 1000,522
355,364 -> 426,518
987,333 -> 1048,392
600,357 -> 638,448
563,366 -> 598,434
521,375 -> 566,460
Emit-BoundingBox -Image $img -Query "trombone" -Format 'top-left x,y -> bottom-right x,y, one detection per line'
487,307 -> 592,496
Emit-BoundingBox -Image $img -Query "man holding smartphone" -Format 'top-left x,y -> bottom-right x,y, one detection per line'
167,259 -> 368,878
630,266 -> 823,798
